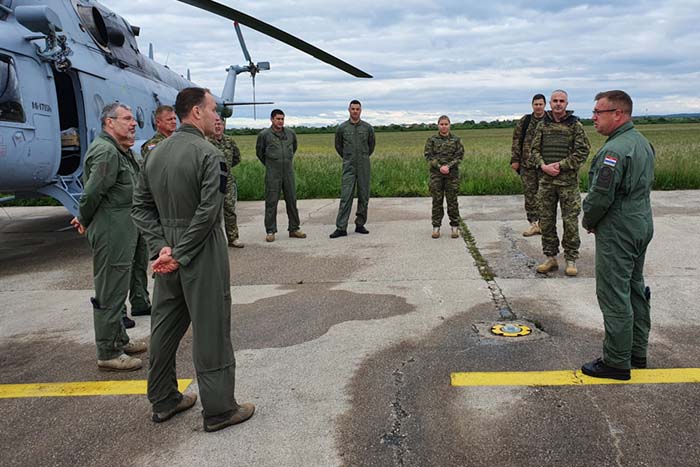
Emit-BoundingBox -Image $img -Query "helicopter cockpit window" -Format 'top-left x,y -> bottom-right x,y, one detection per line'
0,56 -> 26,123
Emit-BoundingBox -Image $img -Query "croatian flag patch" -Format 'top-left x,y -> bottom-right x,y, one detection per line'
603,155 -> 617,167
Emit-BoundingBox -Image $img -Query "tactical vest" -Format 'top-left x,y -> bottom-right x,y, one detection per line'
540,117 -> 578,164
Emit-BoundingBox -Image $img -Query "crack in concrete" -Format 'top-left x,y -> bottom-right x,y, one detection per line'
460,219 -> 516,320
380,357 -> 414,466
500,224 -> 538,274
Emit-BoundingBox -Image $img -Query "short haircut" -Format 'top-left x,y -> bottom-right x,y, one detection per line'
595,90 -> 633,115
551,89 -> 568,98
155,105 -> 175,119
349,99 -> 362,107
175,87 -> 210,120
100,102 -> 131,127
438,115 -> 450,124
270,109 -> 285,119
532,94 -> 546,104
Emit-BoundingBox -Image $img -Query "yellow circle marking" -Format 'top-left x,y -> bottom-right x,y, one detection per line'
491,324 -> 532,337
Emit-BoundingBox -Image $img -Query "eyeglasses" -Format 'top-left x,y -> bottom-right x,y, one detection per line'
108,116 -> 135,122
592,109 -> 618,116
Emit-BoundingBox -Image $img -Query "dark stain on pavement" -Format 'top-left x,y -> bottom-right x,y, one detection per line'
337,301 -> 700,467
234,286 -> 414,349
0,332 -> 199,467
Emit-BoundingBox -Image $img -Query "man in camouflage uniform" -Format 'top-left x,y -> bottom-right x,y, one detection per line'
140,105 -> 177,162
330,99 -> 376,238
256,109 -> 306,242
132,87 -> 255,431
530,90 -> 590,276
70,103 -> 147,372
580,90 -> 655,381
511,93 -> 547,237
424,115 -> 464,239
209,115 -> 243,248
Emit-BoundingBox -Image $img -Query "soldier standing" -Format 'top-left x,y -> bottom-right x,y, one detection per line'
140,105 -> 177,161
424,115 -> 464,239
70,103 -> 147,371
209,115 -> 244,248
255,109 -> 306,242
530,90 -> 591,276
511,94 -> 547,237
132,87 -> 255,431
330,99 -> 376,238
580,90 -> 655,381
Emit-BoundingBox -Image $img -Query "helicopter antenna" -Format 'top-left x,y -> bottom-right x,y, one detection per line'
148,43 -> 153,60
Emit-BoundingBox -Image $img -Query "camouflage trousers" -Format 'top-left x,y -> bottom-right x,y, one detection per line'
538,181 -> 581,261
429,173 -> 460,227
521,167 -> 540,223
224,175 -> 239,242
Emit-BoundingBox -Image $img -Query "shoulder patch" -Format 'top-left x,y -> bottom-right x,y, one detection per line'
595,166 -> 614,190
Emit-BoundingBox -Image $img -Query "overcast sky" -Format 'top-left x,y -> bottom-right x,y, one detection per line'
102,0 -> 700,128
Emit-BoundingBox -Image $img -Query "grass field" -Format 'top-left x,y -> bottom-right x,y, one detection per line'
3,123 -> 699,206
232,123 -> 700,200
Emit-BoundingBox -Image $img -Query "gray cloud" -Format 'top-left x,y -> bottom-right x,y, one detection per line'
101,0 -> 700,126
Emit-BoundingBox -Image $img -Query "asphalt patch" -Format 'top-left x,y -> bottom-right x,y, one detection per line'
336,301 -> 700,467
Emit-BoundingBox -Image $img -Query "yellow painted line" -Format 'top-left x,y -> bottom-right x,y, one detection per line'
451,369 -> 700,387
0,379 -> 192,399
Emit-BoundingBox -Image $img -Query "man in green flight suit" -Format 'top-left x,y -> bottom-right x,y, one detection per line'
530,90 -> 590,276
209,115 -> 243,248
580,90 -> 655,381
256,109 -> 306,242
511,93 -> 547,237
132,87 -> 255,431
330,99 -> 376,238
70,103 -> 147,372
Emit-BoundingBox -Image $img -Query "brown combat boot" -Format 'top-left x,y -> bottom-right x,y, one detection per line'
451,227 -> 460,238
523,221 -> 541,237
123,341 -> 147,355
565,260 -> 578,277
289,230 -> 307,239
204,402 -> 256,432
97,354 -> 142,372
265,233 -> 275,242
431,227 -> 440,239
536,256 -> 558,273
229,239 -> 244,248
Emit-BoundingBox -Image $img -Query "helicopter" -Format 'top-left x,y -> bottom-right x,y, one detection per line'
0,0 -> 371,216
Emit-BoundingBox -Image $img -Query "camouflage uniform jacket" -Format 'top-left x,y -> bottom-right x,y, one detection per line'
139,131 -> 167,164
209,134 -> 241,178
530,110 -> 590,186
510,113 -> 544,168
424,132 -> 464,177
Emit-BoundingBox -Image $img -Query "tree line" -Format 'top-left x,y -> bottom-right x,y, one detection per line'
226,115 -> 700,136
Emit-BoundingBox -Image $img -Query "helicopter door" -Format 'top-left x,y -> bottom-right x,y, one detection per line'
52,68 -> 83,176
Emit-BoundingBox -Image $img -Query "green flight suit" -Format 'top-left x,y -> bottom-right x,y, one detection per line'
256,127 -> 300,233
78,132 -> 139,360
209,134 -> 241,243
132,124 -> 237,425
511,113 -> 544,223
582,121 -> 654,369
530,111 -> 590,261
334,119 -> 376,230
424,132 -> 464,227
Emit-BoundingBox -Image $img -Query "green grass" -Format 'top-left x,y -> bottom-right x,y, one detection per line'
4,123 -> 700,206
233,123 -> 700,200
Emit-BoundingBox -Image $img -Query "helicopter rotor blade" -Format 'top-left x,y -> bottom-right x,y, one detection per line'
176,0 -> 372,78
233,21 -> 252,64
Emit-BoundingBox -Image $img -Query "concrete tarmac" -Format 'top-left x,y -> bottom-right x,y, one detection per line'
1,192 -> 699,467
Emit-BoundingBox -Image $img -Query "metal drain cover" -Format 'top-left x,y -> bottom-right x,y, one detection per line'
491,323 -> 532,337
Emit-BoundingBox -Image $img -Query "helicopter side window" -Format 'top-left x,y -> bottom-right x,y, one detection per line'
0,56 -> 26,123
